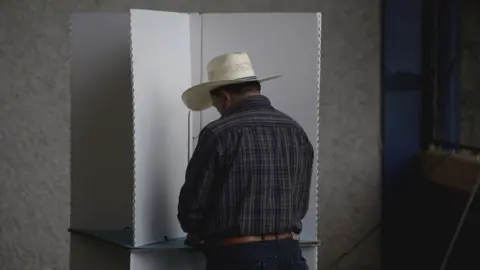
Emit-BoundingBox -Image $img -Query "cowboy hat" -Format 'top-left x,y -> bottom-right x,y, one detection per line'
181,52 -> 281,111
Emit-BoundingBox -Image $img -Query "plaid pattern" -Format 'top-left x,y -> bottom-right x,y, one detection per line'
178,95 -> 314,237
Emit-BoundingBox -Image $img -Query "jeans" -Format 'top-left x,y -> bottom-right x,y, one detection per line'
203,239 -> 308,270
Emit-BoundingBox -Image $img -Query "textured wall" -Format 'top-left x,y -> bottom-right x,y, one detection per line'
460,0 -> 480,147
0,0 -> 380,269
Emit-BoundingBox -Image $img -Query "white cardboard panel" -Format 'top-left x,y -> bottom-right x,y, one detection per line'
199,13 -> 321,241
70,13 -> 134,230
70,234 -> 131,270
130,248 -> 315,270
189,13 -> 203,155
130,9 -> 192,246
303,247 -> 317,269
130,251 -> 205,270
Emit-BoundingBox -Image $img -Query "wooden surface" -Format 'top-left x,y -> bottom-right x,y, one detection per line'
418,151 -> 480,269
421,150 -> 480,192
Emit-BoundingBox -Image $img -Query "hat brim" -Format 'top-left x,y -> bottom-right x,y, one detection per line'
181,75 -> 282,111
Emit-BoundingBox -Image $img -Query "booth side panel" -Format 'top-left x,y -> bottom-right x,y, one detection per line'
70,13 -> 134,230
198,13 -> 321,269
303,247 -> 318,269
70,234 -> 130,270
130,251 -> 205,270
189,13 -> 202,153
199,13 -> 320,241
130,9 -> 192,246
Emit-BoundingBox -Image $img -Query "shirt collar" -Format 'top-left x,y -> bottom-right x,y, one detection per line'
223,95 -> 272,117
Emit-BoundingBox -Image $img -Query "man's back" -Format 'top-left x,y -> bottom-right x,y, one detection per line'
178,95 -> 314,237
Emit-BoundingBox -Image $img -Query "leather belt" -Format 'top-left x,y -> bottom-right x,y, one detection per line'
219,232 -> 298,246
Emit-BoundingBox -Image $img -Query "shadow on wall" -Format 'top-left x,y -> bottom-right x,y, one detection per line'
384,69 -> 422,91
460,0 -> 480,147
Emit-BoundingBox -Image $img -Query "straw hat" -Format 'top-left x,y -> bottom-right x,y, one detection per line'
181,52 -> 281,111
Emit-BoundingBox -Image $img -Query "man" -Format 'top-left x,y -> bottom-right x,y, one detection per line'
178,52 -> 314,270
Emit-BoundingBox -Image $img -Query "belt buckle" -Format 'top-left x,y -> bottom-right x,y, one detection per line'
291,232 -> 300,241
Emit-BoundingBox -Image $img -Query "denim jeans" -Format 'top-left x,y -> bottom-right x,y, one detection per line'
203,239 -> 308,270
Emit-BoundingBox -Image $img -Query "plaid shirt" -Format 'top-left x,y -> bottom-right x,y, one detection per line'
178,95 -> 314,237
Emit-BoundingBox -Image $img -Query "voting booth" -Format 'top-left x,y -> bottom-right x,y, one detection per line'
70,10 -> 322,270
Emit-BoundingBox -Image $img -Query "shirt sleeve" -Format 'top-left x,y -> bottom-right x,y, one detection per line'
177,127 -> 220,233
300,138 -> 315,219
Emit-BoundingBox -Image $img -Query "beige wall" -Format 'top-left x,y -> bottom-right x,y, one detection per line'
0,0 -> 380,269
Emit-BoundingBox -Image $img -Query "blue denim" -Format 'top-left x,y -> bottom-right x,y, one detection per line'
203,239 -> 308,270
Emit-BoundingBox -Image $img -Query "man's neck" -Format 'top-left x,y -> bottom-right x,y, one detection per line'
222,94 -> 266,117
231,92 -> 260,106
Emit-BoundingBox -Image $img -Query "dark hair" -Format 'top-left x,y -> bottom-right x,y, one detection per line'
210,81 -> 261,97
